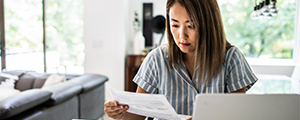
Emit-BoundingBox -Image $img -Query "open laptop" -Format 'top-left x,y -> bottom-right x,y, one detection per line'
192,94 -> 300,120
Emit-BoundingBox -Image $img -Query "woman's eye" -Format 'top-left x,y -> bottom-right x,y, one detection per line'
172,25 -> 179,28
188,25 -> 195,29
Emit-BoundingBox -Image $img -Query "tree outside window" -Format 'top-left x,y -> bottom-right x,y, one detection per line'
3,0 -> 84,73
218,0 -> 295,59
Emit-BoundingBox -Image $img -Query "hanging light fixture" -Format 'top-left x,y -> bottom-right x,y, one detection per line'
263,0 -> 272,19
270,0 -> 278,16
259,2 -> 265,18
251,0 -> 278,19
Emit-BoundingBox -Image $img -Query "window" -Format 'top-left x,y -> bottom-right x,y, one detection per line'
4,0 -> 44,72
46,0 -> 84,73
0,0 -> 84,73
218,0 -> 297,60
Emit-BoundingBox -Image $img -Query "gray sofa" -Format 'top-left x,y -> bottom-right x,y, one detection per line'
0,72 -> 108,120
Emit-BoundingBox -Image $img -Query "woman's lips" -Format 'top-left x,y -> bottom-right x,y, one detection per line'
180,43 -> 191,47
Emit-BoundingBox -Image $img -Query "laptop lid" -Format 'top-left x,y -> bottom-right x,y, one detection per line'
192,94 -> 299,120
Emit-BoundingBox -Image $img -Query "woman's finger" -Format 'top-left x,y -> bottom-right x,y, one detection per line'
107,108 -> 126,116
105,104 -> 129,112
109,110 -> 127,119
104,100 -> 118,107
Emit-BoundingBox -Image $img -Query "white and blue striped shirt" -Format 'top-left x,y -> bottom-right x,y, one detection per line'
133,45 -> 257,115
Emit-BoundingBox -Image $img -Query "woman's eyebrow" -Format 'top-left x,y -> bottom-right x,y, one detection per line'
171,18 -> 192,23
171,18 -> 179,22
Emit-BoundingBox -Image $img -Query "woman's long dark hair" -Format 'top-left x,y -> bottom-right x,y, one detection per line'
166,0 -> 232,82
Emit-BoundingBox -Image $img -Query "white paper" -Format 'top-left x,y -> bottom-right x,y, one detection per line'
108,85 -> 181,120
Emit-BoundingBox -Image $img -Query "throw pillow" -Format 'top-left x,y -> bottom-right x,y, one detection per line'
0,76 -> 6,84
0,88 -> 20,101
0,72 -> 24,101
41,74 -> 66,88
0,72 -> 20,87
2,70 -> 25,78
0,70 -> 26,90
0,73 -> 19,80
0,78 -> 21,101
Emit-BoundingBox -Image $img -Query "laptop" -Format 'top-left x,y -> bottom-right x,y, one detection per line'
192,94 -> 300,120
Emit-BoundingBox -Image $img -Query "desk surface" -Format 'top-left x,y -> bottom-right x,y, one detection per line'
247,74 -> 300,94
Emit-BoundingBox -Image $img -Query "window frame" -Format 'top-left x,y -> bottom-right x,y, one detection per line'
0,0 -> 46,72
0,0 -> 6,70
293,0 -> 300,64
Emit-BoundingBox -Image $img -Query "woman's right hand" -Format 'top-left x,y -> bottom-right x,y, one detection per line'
104,100 -> 129,119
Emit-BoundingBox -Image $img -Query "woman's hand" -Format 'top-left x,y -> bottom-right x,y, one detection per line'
104,100 -> 129,119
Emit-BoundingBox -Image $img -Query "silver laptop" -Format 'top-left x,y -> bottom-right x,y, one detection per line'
192,94 -> 300,120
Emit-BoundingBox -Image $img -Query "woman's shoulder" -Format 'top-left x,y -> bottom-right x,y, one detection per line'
225,46 -> 245,62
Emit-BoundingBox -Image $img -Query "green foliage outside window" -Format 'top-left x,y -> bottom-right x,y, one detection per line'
5,0 -> 43,54
4,0 -> 84,72
46,0 -> 84,67
218,0 -> 295,59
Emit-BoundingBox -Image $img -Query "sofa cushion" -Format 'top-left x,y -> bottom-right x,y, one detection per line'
0,70 -> 26,85
0,76 -> 6,84
0,72 -> 19,85
0,73 -> 22,101
0,79 -> 21,101
69,74 -> 108,92
0,73 -> 19,88
42,81 -> 82,105
2,70 -> 25,77
15,72 -> 43,91
0,89 -> 20,101
42,74 -> 66,88
32,75 -> 48,88
0,89 -> 52,119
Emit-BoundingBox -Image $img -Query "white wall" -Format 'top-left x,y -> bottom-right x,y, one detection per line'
126,0 -> 167,54
84,0 -> 127,100
84,0 -> 167,101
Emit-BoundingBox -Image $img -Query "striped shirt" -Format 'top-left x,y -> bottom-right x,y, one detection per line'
133,45 -> 257,116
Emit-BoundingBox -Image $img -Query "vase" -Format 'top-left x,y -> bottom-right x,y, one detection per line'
133,31 -> 145,55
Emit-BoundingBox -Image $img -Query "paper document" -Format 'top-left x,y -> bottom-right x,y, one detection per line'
108,85 -> 182,120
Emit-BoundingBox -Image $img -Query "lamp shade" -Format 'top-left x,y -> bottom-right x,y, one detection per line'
151,15 -> 166,33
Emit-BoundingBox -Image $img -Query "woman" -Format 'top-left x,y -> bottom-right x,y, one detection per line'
104,0 -> 257,119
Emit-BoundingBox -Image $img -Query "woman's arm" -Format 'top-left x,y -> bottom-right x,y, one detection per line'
121,86 -> 149,120
231,87 -> 246,93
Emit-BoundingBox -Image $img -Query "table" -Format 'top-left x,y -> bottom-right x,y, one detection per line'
247,74 -> 300,94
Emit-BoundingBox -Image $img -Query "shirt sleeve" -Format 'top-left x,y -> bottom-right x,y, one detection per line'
132,50 -> 159,94
225,48 -> 258,92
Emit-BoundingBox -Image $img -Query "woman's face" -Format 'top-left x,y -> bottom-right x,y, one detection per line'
169,2 -> 197,55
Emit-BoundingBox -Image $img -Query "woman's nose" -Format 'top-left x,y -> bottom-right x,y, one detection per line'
179,27 -> 188,40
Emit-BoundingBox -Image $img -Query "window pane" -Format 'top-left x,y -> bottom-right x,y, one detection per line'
218,0 -> 295,59
46,0 -> 84,74
4,0 -> 44,72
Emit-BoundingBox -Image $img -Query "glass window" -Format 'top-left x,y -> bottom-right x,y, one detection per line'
46,0 -> 84,74
218,0 -> 296,59
4,0 -> 44,72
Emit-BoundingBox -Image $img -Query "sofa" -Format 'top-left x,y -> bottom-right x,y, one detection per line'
0,71 -> 108,120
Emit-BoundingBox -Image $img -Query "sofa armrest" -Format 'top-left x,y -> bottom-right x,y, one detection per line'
69,74 -> 108,92
42,81 -> 82,105
0,89 -> 52,119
